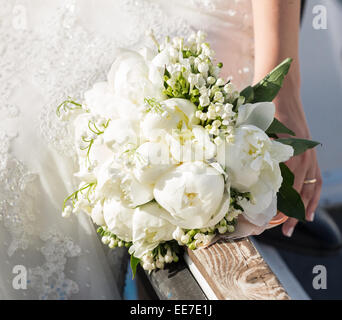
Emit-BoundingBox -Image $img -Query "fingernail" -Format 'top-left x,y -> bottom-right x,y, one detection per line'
308,212 -> 315,222
284,226 -> 294,238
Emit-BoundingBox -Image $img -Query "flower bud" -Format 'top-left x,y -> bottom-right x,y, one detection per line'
214,137 -> 223,146
218,226 -> 228,234
101,236 -> 110,245
156,260 -> 165,269
188,242 -> 197,250
181,234 -> 190,244
227,225 -> 235,233
198,62 -> 209,74
62,205 -> 72,218
216,78 -> 225,86
207,76 -> 216,85
164,254 -> 173,263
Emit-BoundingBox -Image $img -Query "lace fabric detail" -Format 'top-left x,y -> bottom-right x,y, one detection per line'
0,131 -> 36,255
28,230 -> 81,300
0,130 -> 82,299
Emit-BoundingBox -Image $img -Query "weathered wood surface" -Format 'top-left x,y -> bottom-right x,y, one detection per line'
145,256 -> 207,300
187,237 -> 290,300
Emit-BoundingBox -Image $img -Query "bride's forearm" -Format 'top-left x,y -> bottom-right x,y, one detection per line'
251,0 -> 301,85
251,0 -> 308,135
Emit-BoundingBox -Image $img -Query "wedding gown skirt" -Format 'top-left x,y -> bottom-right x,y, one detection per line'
0,0 -> 254,299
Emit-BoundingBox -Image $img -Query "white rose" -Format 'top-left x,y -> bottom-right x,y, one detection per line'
103,198 -> 134,242
129,202 -> 177,259
107,49 -> 164,104
133,141 -> 175,184
154,162 -> 230,229
141,98 -> 199,141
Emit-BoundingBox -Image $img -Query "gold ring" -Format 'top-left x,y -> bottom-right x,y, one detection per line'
304,178 -> 317,184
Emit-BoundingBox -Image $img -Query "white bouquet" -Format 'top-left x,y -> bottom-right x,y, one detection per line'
58,31 -> 319,275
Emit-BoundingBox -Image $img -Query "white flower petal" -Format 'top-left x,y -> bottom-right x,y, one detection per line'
103,199 -> 134,242
271,140 -> 294,163
133,142 -> 175,184
91,202 -> 105,226
154,162 -> 225,229
103,118 -> 139,150
238,179 -> 277,227
128,177 -> 154,208
236,102 -> 275,131
107,49 -> 164,104
130,202 -> 176,258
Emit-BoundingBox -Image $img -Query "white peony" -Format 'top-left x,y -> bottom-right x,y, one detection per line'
167,125 -> 216,163
107,49 -> 164,104
141,98 -> 199,141
129,202 -> 176,259
103,198 -> 134,242
91,202 -> 106,226
238,181 -> 278,227
96,160 -> 154,208
154,162 -> 229,229
221,125 -> 293,226
103,118 -> 140,151
133,141 -> 176,184
83,82 -> 118,119
95,160 -> 122,200
224,125 -> 293,191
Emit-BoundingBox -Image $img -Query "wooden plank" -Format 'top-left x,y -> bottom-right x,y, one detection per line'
145,256 -> 207,300
186,237 -> 290,300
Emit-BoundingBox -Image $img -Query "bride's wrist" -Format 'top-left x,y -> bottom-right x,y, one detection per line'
274,93 -> 311,139
253,56 -> 301,90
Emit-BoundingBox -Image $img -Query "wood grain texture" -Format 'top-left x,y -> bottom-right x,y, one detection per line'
146,257 -> 207,300
187,237 -> 290,300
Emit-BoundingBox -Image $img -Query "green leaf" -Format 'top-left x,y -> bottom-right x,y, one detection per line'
240,86 -> 254,104
130,255 -> 140,280
279,163 -> 294,186
252,58 -> 293,102
277,163 -> 305,221
276,138 -> 320,156
266,118 -> 296,136
277,184 -> 306,222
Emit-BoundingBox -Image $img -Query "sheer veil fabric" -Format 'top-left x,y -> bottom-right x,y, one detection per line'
0,0 -> 254,299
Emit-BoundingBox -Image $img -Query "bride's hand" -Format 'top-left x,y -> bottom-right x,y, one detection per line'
274,87 -> 322,237
251,0 -> 322,238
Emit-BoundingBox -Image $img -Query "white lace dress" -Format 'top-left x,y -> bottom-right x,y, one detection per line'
0,0 -> 254,300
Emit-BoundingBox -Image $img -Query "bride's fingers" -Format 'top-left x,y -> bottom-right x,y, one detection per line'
300,160 -> 317,221
306,171 -> 322,222
291,158 -> 306,193
282,217 -> 298,237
